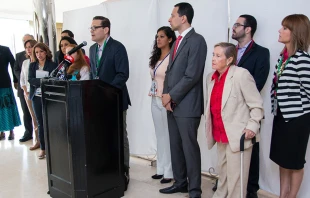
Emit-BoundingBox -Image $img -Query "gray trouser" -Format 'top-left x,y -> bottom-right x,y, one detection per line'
123,110 -> 130,168
167,113 -> 202,197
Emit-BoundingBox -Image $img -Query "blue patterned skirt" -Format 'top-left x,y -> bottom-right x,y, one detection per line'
0,87 -> 21,131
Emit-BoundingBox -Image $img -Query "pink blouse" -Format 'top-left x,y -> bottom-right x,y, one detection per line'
149,55 -> 170,97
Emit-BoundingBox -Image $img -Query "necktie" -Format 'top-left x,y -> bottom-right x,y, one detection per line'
172,35 -> 183,60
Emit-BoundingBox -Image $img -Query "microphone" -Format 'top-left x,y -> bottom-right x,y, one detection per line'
55,55 -> 75,80
67,41 -> 87,55
49,55 -> 74,78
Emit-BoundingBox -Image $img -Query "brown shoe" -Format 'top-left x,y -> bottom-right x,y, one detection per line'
30,142 -> 40,150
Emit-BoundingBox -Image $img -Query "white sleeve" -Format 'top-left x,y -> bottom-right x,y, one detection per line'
79,66 -> 90,80
20,60 -> 27,87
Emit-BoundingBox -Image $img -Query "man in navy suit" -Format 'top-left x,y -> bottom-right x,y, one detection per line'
212,14 -> 270,198
13,34 -> 35,143
89,16 -> 131,190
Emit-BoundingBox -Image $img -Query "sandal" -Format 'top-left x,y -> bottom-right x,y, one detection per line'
38,150 -> 46,159
30,142 -> 40,150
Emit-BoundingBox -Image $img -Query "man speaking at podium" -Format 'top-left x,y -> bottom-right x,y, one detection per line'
89,16 -> 131,190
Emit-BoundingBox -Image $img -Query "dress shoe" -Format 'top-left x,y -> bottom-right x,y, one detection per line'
152,174 -> 163,179
159,185 -> 188,194
160,178 -> 172,184
19,136 -> 33,142
246,192 -> 258,198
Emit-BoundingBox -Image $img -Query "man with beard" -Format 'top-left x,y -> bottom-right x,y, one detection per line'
212,14 -> 270,198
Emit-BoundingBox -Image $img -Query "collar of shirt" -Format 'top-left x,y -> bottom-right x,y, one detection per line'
97,36 -> 111,51
212,66 -> 230,81
176,27 -> 193,50
97,36 -> 110,57
236,40 -> 252,63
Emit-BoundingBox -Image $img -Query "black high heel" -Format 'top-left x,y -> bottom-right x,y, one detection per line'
8,135 -> 14,140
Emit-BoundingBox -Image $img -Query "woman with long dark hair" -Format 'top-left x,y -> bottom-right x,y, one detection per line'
28,43 -> 57,159
148,26 -> 176,183
57,36 -> 77,64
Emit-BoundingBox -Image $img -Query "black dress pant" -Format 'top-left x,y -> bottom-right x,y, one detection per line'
18,93 -> 33,137
167,113 -> 202,198
247,142 -> 259,193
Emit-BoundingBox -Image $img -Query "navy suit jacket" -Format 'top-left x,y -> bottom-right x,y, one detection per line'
237,42 -> 270,92
89,37 -> 131,111
28,60 -> 57,100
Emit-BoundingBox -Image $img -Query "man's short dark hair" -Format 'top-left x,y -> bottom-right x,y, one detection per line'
174,2 -> 194,24
61,30 -> 74,38
239,14 -> 257,38
93,16 -> 111,34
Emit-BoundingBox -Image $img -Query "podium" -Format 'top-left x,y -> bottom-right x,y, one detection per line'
41,79 -> 125,198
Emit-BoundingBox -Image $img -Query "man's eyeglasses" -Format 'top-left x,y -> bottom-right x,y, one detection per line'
89,26 -> 105,31
233,23 -> 248,29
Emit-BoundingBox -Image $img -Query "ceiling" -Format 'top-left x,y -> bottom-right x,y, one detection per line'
0,0 -> 107,22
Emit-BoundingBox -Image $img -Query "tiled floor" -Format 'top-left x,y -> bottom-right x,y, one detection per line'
0,128 -> 277,198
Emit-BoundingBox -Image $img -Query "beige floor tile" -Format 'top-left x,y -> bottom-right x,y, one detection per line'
0,127 -> 276,198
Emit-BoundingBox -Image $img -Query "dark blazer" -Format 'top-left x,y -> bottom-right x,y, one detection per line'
14,50 -> 27,96
163,28 -> 208,117
0,45 -> 17,88
89,37 -> 131,111
237,42 -> 270,92
28,60 -> 57,100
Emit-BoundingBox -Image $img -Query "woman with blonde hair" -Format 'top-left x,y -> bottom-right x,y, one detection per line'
65,44 -> 90,80
205,42 -> 264,198
20,39 -> 40,150
270,14 -> 310,198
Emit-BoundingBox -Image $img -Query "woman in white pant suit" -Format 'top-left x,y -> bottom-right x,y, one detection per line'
205,42 -> 264,198
149,26 -> 176,184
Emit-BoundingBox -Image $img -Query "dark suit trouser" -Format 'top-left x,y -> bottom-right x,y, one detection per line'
247,142 -> 259,193
167,113 -> 201,197
32,96 -> 45,150
18,92 -> 33,138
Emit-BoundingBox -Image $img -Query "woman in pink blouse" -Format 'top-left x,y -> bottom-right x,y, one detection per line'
149,26 -> 176,184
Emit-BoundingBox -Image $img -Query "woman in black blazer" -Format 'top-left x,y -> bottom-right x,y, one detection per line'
28,43 -> 57,159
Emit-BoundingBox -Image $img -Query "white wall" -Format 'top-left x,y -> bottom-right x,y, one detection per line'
64,0 -> 310,197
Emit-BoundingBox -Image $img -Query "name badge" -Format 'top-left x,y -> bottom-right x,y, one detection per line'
149,80 -> 158,96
